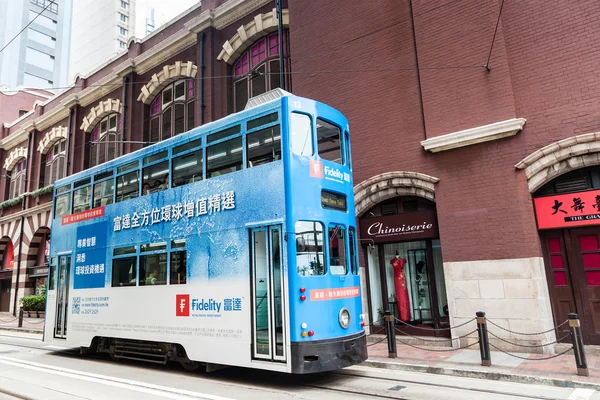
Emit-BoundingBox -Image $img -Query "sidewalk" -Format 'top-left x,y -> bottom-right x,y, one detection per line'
365,335 -> 600,391
0,312 -> 44,334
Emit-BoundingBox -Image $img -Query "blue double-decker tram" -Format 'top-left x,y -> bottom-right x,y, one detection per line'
44,89 -> 367,373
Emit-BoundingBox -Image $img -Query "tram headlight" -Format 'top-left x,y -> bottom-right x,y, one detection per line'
339,308 -> 351,329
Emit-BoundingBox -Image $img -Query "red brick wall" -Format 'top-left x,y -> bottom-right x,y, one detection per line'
289,0 -> 600,263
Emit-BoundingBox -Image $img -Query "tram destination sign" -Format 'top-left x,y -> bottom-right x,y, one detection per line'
534,189 -> 600,229
360,210 -> 439,243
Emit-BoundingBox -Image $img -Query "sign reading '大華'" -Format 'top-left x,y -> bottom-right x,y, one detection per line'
534,189 -> 600,230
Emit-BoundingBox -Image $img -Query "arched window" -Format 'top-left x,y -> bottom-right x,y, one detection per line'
8,159 -> 27,199
149,79 -> 195,143
233,32 -> 290,112
89,113 -> 121,167
42,139 -> 66,187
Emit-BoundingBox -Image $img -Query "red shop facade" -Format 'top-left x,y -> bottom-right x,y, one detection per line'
359,196 -> 449,337
533,167 -> 600,345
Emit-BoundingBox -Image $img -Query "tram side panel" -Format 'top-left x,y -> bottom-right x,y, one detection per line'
45,161 -> 286,370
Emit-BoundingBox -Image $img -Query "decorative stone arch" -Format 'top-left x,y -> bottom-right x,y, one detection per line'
354,172 -> 440,217
0,218 -> 22,263
3,147 -> 28,171
80,99 -> 124,133
20,210 -> 52,259
136,61 -> 198,104
515,132 -> 600,193
37,126 -> 68,154
217,8 -> 290,65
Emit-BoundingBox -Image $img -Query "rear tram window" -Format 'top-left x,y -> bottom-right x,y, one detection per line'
72,186 -> 91,213
143,160 -> 169,194
93,179 -> 114,208
247,125 -> 281,167
112,256 -> 137,287
116,170 -> 139,202
349,227 -> 358,275
140,253 -> 167,286
290,113 -> 313,156
316,118 -> 342,164
54,192 -> 70,218
328,224 -> 348,276
207,137 -> 243,178
172,150 -> 203,187
295,221 -> 325,276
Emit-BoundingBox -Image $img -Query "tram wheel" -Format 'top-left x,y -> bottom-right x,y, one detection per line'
180,360 -> 201,371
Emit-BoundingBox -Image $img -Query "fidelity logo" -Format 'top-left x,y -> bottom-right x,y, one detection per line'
176,294 -> 242,317
176,294 -> 190,316
309,160 -> 323,178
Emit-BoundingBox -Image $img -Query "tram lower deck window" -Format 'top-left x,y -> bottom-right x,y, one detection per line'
140,253 -> 167,286
295,221 -> 325,276
112,256 -> 137,287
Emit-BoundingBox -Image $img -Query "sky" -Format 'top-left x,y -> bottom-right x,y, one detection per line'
135,0 -> 201,37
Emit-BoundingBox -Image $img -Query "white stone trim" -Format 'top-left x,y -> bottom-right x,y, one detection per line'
515,132 -> 600,193
80,99 -> 124,133
217,8 -> 289,65
354,171 -> 439,216
137,61 -> 198,104
3,147 -> 28,171
37,126 -> 68,154
421,118 -> 527,153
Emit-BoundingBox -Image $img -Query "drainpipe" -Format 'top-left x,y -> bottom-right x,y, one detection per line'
276,0 -> 285,90
122,76 -> 129,155
200,32 -> 206,125
66,107 -> 74,176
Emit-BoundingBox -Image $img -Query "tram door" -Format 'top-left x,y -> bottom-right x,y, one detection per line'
54,255 -> 71,339
251,226 -> 286,362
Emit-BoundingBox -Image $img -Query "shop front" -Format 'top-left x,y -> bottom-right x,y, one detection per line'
359,196 -> 449,337
533,168 -> 600,345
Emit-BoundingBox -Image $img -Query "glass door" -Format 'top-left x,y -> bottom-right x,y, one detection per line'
251,226 -> 286,361
54,255 -> 70,339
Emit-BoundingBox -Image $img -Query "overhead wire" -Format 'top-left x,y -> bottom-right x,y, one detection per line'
0,0 -> 57,55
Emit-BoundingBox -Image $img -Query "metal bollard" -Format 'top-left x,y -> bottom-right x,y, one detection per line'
385,310 -> 397,358
18,308 -> 23,328
568,313 -> 589,377
476,311 -> 491,366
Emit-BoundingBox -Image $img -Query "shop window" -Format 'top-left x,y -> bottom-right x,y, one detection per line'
295,221 -> 325,276
329,224 -> 348,276
290,113 -> 313,156
89,114 -> 121,168
535,167 -> 600,196
42,139 -> 66,187
547,237 -> 568,287
232,32 -> 290,112
149,80 -> 195,143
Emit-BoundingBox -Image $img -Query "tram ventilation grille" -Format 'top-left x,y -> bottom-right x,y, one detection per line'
245,88 -> 292,110
113,339 -> 168,364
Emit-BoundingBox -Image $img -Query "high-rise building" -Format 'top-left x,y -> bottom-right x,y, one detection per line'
69,0 -> 136,82
0,0 -> 72,90
144,7 -> 155,36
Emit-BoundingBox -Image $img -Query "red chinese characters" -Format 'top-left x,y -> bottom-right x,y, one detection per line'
534,190 -> 600,230
61,206 -> 105,225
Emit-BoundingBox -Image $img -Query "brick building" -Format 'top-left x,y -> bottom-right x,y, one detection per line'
0,0 -> 598,348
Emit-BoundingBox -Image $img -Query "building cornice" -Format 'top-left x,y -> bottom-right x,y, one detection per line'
213,0 -> 273,29
134,30 -> 198,75
0,202 -> 52,225
421,118 -> 527,153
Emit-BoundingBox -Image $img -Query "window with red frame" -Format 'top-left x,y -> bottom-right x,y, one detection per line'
232,32 -> 289,112
148,79 -> 195,144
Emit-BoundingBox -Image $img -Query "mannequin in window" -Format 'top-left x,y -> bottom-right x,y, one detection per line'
390,251 -> 411,322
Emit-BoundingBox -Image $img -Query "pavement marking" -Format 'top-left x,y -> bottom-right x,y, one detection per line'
569,389 -> 596,400
0,355 -> 236,400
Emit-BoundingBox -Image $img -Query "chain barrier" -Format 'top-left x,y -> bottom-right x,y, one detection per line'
393,316 -> 476,332
396,337 -> 480,352
489,342 -> 573,361
367,335 -> 389,347
0,317 -> 18,324
487,318 -> 569,336
22,319 -> 45,325
487,330 -> 571,349
393,328 -> 478,343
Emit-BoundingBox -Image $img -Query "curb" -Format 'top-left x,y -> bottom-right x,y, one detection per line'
0,326 -> 43,335
361,359 -> 600,391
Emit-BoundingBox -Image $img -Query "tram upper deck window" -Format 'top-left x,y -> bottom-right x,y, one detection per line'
173,150 -> 203,187
54,185 -> 70,218
247,124 -> 281,167
290,113 -> 313,156
329,224 -> 348,276
295,221 -> 325,276
72,184 -> 91,214
316,118 -> 342,164
143,161 -> 169,194
93,171 -> 114,208
207,137 -> 243,178
116,170 -> 139,203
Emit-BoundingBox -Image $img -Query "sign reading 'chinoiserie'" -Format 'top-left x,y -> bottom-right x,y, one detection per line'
359,210 -> 439,243
534,189 -> 600,230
